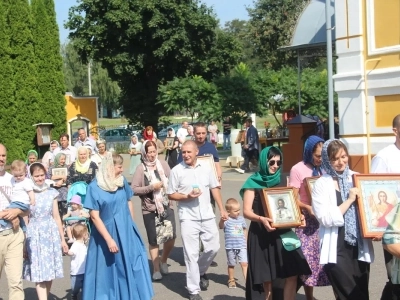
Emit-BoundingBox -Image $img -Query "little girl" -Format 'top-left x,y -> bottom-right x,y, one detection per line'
63,195 -> 89,243
67,223 -> 88,300
0,160 -> 35,229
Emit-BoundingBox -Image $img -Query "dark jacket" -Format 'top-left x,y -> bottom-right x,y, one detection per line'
245,125 -> 259,151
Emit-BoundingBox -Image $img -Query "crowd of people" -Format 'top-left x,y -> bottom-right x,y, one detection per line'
1,114 -> 400,300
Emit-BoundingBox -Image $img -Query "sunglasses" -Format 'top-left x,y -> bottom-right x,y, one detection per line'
268,159 -> 282,167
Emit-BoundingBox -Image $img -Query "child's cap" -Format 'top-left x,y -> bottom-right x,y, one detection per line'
70,195 -> 82,205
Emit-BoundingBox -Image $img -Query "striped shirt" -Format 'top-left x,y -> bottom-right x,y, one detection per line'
223,216 -> 246,249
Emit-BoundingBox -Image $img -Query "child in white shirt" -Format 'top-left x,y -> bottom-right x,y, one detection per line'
67,223 -> 88,300
219,198 -> 248,289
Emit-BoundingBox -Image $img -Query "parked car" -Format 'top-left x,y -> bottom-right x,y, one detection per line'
157,123 -> 181,140
99,128 -> 141,150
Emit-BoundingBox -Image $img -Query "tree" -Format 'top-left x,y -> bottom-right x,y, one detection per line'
214,63 -> 262,127
31,0 -> 67,143
66,0 -> 241,129
61,41 -> 120,117
246,0 -> 308,70
157,75 -> 221,123
0,0 -> 40,162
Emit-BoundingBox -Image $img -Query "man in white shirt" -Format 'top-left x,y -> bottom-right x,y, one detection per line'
53,133 -> 77,166
167,141 -> 227,300
74,128 -> 98,153
0,144 -> 26,300
176,121 -> 189,147
371,114 -> 400,299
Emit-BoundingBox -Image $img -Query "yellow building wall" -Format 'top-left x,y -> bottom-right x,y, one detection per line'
64,94 -> 99,138
364,0 -> 400,70
375,94 -> 400,127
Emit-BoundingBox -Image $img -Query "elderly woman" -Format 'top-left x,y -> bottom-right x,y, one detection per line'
91,139 -> 108,167
242,146 -> 310,300
83,153 -> 153,299
47,153 -> 69,217
312,139 -> 374,299
129,134 -> 142,175
66,146 -> 98,187
26,150 -> 38,176
132,140 -> 176,281
289,135 -> 330,300
42,140 -> 59,171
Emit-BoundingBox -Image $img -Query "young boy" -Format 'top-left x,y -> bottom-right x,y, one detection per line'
67,223 -> 88,300
63,195 -> 89,243
219,198 -> 248,288
0,160 -> 35,229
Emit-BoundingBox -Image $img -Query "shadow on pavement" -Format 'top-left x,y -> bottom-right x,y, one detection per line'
24,287 -> 70,300
157,271 -> 188,298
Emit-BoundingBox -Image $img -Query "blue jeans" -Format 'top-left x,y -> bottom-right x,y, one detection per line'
71,274 -> 84,298
223,134 -> 231,149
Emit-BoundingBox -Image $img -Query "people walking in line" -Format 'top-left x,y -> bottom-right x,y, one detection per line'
83,153 -> 153,300
132,140 -> 176,281
289,135 -> 330,300
242,146 -> 311,300
168,140 -> 228,300
219,198 -> 247,289
312,139 -> 374,299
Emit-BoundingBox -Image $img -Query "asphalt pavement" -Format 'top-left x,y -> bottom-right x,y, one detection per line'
0,152 -> 388,299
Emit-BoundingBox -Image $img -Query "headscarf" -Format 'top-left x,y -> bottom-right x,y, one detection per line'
167,128 -> 176,137
53,153 -> 66,168
140,140 -> 169,214
30,162 -> 49,192
240,146 -> 282,198
26,149 -> 38,165
50,140 -> 59,152
75,146 -> 92,173
321,139 -> 361,246
129,134 -> 139,148
143,126 -> 154,141
96,152 -> 124,192
303,135 -> 324,176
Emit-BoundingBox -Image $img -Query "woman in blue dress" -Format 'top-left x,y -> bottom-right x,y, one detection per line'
83,152 -> 154,300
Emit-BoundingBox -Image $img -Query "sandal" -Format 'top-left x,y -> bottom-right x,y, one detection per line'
228,279 -> 236,289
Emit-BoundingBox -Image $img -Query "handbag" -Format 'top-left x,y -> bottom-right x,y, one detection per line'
280,230 -> 301,251
155,214 -> 173,245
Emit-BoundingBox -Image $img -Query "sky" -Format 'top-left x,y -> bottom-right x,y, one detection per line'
55,0 -> 254,43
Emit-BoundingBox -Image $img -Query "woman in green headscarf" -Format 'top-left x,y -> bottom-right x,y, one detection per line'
242,146 -> 310,300
25,150 -> 38,177
47,153 -> 68,216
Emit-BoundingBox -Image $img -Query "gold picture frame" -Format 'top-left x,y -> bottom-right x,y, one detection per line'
197,155 -> 218,183
235,130 -> 245,144
165,137 -> 175,148
304,176 -> 321,203
353,174 -> 400,238
260,187 -> 302,228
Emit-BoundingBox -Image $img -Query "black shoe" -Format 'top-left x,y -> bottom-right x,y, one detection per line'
199,274 -> 209,290
210,261 -> 218,267
189,294 -> 203,300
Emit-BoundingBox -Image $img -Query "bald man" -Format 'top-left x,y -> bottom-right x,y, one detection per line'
167,141 -> 227,300
0,144 -> 27,300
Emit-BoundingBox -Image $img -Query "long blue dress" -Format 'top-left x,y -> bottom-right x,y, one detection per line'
83,178 -> 154,300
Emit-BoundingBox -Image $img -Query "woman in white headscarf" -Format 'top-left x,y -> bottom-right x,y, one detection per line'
83,153 -> 153,299
131,140 -> 176,281
129,134 -> 142,175
66,146 -> 98,187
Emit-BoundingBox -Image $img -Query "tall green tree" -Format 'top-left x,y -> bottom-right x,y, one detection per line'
246,0 -> 308,70
66,0 -> 241,130
0,0 -> 40,162
31,0 -> 67,142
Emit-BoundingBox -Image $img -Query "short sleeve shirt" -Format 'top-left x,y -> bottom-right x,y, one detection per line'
167,161 -> 219,221
10,178 -> 33,204
0,172 -> 13,230
224,216 -> 247,249
70,241 -> 87,275
289,161 -> 313,205
177,141 -> 220,163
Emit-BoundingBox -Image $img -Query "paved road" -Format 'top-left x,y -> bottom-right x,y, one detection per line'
0,155 -> 388,299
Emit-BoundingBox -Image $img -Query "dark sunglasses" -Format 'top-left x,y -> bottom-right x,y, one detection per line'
268,159 -> 282,167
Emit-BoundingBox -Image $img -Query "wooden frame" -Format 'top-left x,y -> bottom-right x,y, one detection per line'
353,174 -> 400,238
197,155 -> 218,183
260,187 -> 302,228
52,167 -> 68,178
165,137 -> 175,148
234,130 -> 245,144
304,176 -> 321,202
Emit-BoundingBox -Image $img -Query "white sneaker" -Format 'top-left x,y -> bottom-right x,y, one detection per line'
235,168 -> 245,174
160,262 -> 169,275
152,271 -> 162,281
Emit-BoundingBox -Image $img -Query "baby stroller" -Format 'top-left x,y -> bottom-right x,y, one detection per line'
63,182 -> 91,240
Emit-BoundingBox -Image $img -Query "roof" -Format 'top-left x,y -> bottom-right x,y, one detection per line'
281,0 -> 335,51
286,115 -> 316,124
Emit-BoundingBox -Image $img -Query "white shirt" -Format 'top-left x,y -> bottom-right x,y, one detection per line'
10,177 -> 33,205
176,127 -> 188,145
0,172 -> 13,231
74,137 -> 98,153
70,241 -> 87,275
53,145 -> 77,165
167,161 -> 219,221
312,172 -> 374,264
371,144 -> 400,173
